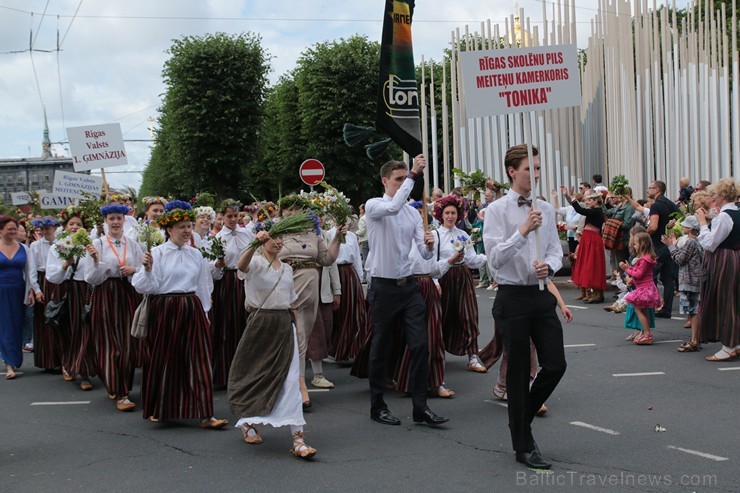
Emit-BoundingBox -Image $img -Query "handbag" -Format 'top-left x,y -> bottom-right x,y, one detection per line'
44,298 -> 68,327
130,294 -> 150,339
602,217 -> 624,250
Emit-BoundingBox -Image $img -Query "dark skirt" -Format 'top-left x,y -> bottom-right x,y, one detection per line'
440,265 -> 480,355
330,264 -> 369,360
210,269 -> 246,387
90,277 -> 140,397
228,309 -> 293,418
700,248 -> 739,346
572,229 -> 607,290
142,294 -> 213,420
65,280 -> 97,377
396,275 -> 445,391
479,326 -> 504,370
33,271 -> 70,370
307,302 -> 333,361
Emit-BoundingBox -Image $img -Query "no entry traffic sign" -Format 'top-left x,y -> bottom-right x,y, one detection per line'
299,159 -> 325,186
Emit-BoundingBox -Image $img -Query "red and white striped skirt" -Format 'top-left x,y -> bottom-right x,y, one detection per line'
210,269 -> 246,387
440,265 -> 480,355
330,264 -> 369,360
33,271 -> 70,370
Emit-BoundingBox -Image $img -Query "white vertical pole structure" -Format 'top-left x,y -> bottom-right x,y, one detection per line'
733,0 -> 740,178
430,62 -> 440,190
442,62 -> 451,193
421,56 -> 429,194
450,29 -> 460,186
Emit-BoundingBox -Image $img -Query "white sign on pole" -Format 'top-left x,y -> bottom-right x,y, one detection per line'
67,122 -> 128,172
52,170 -> 103,199
38,190 -> 76,210
10,191 -> 31,206
459,45 -> 581,118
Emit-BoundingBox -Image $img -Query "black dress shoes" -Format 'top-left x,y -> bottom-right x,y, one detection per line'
515,451 -> 552,469
412,407 -> 449,425
655,310 -> 672,318
371,408 -> 401,426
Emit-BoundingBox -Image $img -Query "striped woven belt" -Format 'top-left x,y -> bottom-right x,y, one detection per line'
283,260 -> 319,270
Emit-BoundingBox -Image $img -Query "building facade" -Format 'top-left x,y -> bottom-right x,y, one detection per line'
0,156 -> 76,204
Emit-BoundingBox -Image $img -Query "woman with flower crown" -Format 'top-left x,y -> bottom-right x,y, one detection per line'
276,195 -> 344,408
228,229 -> 317,459
81,204 -> 144,411
132,200 -> 228,429
46,207 -> 97,391
28,217 -> 70,372
211,199 -> 253,388
191,206 -> 216,248
431,195 -> 489,372
90,193 -> 138,239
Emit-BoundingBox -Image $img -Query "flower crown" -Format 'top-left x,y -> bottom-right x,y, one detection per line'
142,196 -> 167,209
59,206 -> 88,226
32,217 -> 61,229
219,198 -> 242,213
193,206 -> 216,222
100,204 -> 130,216
432,195 -> 463,222
156,201 -> 195,228
106,193 -> 131,203
278,194 -> 307,211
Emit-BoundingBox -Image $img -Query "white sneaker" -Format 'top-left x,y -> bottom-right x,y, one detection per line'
486,284 -> 495,291
311,375 -> 335,389
476,282 -> 490,289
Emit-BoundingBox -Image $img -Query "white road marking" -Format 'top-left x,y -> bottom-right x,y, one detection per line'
569,421 -> 620,435
653,339 -> 683,344
0,372 -> 24,375
307,389 -> 331,393
718,367 -> 740,371
667,445 -> 729,462
484,399 -> 508,408
564,343 -> 596,348
30,401 -> 91,406
612,372 -> 665,377
565,305 -> 588,310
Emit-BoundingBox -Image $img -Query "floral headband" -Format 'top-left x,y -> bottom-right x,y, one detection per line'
432,195 -> 463,222
106,193 -> 131,203
278,194 -> 308,211
157,201 -> 195,228
100,204 -> 130,216
219,198 -> 242,213
193,206 -> 216,222
32,217 -> 61,229
59,206 -> 87,226
142,196 -> 167,209
409,200 -> 424,209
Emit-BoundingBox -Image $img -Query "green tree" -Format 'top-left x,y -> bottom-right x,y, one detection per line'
141,32 -> 271,200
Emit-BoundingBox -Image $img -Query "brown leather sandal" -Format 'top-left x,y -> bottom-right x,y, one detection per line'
290,432 -> 317,459
241,424 -> 263,444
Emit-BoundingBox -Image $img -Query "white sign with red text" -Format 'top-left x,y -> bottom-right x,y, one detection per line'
459,44 -> 581,118
67,123 -> 128,172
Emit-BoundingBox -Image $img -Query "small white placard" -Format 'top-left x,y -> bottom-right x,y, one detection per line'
10,191 -> 31,205
67,123 -> 128,172
52,170 -> 103,199
39,190 -> 77,210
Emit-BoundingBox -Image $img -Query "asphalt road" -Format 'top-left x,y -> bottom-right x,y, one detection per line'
1,278 -> 738,493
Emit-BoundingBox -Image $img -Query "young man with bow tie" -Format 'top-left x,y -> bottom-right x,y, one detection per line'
482,144 -> 566,469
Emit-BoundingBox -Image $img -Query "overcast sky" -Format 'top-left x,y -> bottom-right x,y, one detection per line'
0,0 -> 680,192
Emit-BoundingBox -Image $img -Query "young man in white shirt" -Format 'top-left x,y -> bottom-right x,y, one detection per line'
483,144 -> 567,469
365,154 -> 448,427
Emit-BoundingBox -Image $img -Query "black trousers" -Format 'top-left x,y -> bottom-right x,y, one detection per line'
368,280 -> 429,413
492,285 -> 567,453
653,244 -> 678,312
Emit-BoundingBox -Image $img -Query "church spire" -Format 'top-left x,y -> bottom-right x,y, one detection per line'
42,106 -> 51,158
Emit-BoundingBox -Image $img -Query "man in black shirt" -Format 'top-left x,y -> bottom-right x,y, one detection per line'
646,180 -> 679,317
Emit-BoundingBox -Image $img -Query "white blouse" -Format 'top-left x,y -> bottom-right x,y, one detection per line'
30,238 -> 53,271
240,255 -> 298,310
81,234 -> 144,286
131,241 -> 214,313
432,226 -> 487,269
410,240 -> 450,279
45,245 -> 89,283
216,225 -> 255,269
326,229 -> 363,279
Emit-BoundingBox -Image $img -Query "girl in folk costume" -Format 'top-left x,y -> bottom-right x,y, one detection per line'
696,178 -> 740,361
276,195 -> 344,408
132,201 -> 228,429
431,195 -> 489,372
90,193 -> 138,239
396,201 -> 454,398
141,196 -> 167,223
228,230 -> 317,459
81,204 -> 144,411
619,232 -> 661,345
212,199 -> 253,388
561,186 -> 608,303
29,217 -> 69,372
327,223 -> 369,362
191,206 -> 216,248
46,208 -> 97,391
